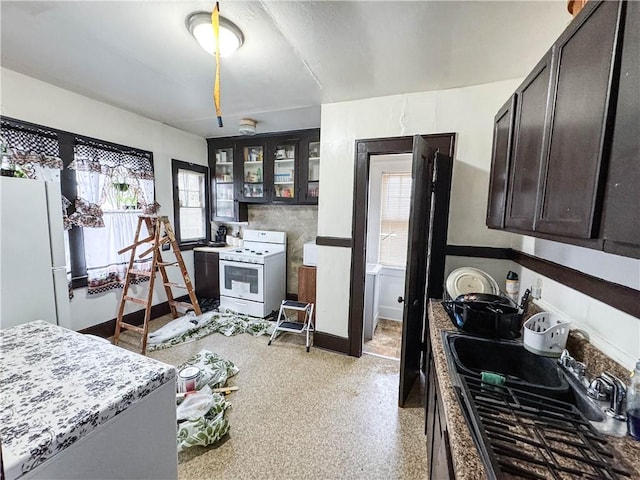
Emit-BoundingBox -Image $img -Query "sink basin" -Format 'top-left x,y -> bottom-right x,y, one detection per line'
446,333 -> 571,398
443,332 -> 613,428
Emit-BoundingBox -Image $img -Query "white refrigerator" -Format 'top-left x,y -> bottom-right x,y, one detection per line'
0,176 -> 71,329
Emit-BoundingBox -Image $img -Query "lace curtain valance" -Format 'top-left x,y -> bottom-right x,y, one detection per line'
70,141 -> 154,180
0,120 -> 63,177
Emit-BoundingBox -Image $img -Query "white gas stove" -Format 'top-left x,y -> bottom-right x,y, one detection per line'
219,230 -> 286,264
219,230 -> 286,318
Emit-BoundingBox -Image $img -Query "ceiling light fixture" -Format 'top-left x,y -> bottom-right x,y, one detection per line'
186,11 -> 244,57
239,118 -> 257,135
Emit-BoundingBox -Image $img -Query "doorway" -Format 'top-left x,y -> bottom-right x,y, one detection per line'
348,134 -> 456,406
362,154 -> 412,360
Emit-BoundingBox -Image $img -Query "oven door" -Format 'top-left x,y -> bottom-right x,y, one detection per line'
219,260 -> 264,303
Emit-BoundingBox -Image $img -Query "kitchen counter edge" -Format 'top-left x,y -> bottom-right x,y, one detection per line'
428,300 -> 487,480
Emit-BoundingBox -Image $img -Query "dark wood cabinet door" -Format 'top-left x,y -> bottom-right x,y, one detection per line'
601,0 -> 640,257
536,0 -> 623,238
505,51 -> 552,231
487,96 -> 516,229
194,251 -> 220,299
207,139 -> 248,222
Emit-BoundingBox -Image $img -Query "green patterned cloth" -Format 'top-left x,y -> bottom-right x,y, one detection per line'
148,310 -> 273,352
176,350 -> 239,452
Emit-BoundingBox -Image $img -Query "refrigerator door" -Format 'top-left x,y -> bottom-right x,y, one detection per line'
0,177 -> 62,329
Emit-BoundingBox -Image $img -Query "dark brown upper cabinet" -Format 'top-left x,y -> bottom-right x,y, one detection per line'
536,0 -> 623,238
486,95 -> 516,229
504,51 -> 552,231
207,129 -> 320,214
601,0 -> 640,258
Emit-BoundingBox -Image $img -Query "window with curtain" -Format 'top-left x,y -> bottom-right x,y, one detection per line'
379,172 -> 412,266
172,159 -> 209,246
68,139 -> 157,294
0,118 -> 73,296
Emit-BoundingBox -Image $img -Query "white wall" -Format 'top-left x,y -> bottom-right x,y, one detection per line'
317,79 -> 521,336
1,68 -> 207,331
513,236 -> 640,368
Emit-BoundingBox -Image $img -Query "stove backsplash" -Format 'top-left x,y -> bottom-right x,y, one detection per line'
213,205 -> 318,295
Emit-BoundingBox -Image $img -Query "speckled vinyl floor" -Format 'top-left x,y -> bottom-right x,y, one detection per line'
114,315 -> 427,480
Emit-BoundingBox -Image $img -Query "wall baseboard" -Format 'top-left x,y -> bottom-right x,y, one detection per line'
314,331 -> 350,355
79,295 -> 190,338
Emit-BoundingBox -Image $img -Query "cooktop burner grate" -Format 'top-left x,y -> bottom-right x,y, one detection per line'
457,374 -> 632,479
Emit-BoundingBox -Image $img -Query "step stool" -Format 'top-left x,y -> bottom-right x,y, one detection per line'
268,300 -> 315,352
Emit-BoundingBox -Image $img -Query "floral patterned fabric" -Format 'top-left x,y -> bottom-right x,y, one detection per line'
0,321 -> 176,478
175,350 -> 238,452
147,310 -> 274,352
1,121 -> 63,178
67,197 -> 105,228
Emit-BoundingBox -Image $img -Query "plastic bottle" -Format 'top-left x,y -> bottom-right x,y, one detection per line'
627,360 -> 640,440
505,271 -> 520,303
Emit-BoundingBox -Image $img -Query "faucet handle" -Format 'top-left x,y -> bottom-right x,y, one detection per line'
587,377 -> 612,401
601,372 -> 627,420
559,349 -> 574,368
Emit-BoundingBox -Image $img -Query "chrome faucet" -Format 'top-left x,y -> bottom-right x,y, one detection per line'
601,372 -> 626,420
558,350 -> 587,386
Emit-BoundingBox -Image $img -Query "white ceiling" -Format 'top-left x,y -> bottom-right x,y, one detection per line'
0,1 -> 570,138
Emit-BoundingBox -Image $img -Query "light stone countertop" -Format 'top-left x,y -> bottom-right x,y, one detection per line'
427,300 -> 488,480
427,299 -> 640,479
0,321 -> 176,480
193,245 -> 236,253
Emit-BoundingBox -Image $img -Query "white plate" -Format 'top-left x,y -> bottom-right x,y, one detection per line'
446,267 -> 500,299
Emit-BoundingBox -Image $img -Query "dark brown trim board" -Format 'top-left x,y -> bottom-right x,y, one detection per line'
445,245 -> 639,319
316,236 -> 352,248
79,295 -> 190,338
446,245 -> 513,259
511,250 -> 640,320
313,331 -> 350,355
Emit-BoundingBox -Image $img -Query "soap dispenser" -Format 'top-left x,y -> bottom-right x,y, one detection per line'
627,359 -> 640,440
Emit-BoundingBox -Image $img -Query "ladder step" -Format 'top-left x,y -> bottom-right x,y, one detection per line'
282,300 -> 312,310
119,322 -> 145,333
124,295 -> 150,306
158,261 -> 179,267
129,269 -> 153,277
276,321 -> 307,332
170,301 -> 195,310
164,282 -> 187,289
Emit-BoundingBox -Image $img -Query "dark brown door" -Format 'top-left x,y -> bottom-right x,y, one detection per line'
399,135 -> 435,406
505,51 -> 552,231
487,95 -> 516,229
601,0 -> 640,258
536,0 -> 622,238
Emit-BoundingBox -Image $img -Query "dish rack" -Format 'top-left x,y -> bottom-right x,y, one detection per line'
523,312 -> 570,357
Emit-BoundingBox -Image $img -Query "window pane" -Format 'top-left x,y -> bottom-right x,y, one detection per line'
379,173 -> 412,266
180,207 -> 205,241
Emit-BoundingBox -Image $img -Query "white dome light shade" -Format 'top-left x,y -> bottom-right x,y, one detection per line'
186,12 -> 244,57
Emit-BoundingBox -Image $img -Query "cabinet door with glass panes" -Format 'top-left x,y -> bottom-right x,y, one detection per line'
270,138 -> 299,203
238,141 -> 269,203
299,130 -> 320,204
209,141 -> 248,222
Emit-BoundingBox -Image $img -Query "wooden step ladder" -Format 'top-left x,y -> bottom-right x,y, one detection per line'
113,215 -> 201,354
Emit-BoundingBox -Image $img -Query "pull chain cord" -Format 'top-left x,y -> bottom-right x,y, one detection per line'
212,2 -> 223,127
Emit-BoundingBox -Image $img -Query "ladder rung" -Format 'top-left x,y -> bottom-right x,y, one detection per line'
170,301 -> 195,310
164,282 -> 187,289
124,295 -> 149,306
129,269 -> 153,277
119,322 -> 145,333
158,261 -> 179,267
